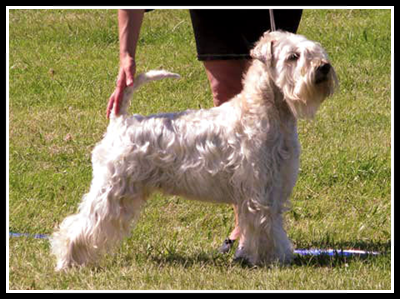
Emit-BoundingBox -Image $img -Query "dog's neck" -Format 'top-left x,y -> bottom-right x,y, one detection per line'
228,61 -> 297,145
240,60 -> 296,125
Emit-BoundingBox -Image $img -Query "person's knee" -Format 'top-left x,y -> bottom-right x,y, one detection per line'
203,60 -> 250,107
208,77 -> 238,106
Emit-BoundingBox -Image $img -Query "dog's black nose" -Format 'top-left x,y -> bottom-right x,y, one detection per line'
315,63 -> 331,84
317,63 -> 331,75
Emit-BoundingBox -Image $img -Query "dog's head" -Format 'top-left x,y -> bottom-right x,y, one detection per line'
251,31 -> 338,118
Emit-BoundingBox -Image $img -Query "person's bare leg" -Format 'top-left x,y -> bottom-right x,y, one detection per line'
203,59 -> 250,106
202,59 -> 251,252
229,205 -> 241,240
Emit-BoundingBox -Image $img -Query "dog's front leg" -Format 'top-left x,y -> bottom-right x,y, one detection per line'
235,186 -> 294,266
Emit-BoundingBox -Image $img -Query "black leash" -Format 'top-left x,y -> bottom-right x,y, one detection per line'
269,9 -> 276,31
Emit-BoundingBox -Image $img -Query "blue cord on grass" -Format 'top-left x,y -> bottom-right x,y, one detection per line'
293,248 -> 380,257
9,232 -> 49,239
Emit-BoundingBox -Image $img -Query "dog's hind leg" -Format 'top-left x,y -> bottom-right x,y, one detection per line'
51,171 -> 146,271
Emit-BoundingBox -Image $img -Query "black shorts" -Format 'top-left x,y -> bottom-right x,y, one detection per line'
188,9 -> 303,61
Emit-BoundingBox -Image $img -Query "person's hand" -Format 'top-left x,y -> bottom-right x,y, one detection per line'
107,56 -> 136,119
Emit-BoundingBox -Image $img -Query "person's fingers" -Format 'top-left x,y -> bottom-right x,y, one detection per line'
106,92 -> 116,119
107,85 -> 126,119
114,86 -> 125,117
107,60 -> 136,119
107,69 -> 127,118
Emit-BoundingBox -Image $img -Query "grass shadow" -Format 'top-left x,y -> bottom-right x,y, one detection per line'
144,239 -> 390,269
148,249 -> 232,269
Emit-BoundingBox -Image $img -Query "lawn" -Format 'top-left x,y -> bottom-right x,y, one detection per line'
8,9 -> 392,290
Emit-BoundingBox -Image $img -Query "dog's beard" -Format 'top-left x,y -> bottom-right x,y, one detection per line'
275,64 -> 337,119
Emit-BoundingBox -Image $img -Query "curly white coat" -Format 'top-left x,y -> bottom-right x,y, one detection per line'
51,31 -> 337,270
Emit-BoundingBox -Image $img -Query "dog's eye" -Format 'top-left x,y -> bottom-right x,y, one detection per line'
288,53 -> 299,61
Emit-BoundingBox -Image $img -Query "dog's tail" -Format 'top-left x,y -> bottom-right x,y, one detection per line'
112,70 -> 181,119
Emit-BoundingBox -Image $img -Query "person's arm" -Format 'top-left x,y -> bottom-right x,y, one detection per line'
118,9 -> 144,80
107,9 -> 145,119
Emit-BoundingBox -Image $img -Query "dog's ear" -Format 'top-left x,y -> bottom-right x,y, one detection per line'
250,32 -> 275,67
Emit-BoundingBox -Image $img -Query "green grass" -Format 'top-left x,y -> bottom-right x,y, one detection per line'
8,9 -> 392,290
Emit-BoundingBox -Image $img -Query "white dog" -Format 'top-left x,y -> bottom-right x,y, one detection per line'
51,31 -> 337,271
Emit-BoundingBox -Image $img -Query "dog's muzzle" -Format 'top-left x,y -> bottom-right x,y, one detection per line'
315,63 -> 331,84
